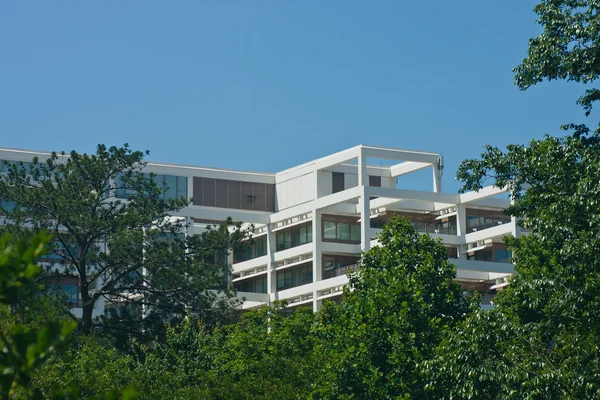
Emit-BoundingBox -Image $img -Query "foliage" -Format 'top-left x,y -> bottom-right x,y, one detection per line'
514,0 -> 600,116
0,144 -> 247,338
134,303 -> 316,399
32,335 -> 137,399
0,232 -> 137,399
425,132 -> 600,398
0,232 -> 74,399
310,218 -> 472,400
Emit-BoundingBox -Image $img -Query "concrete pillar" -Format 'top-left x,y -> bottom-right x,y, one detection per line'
456,205 -> 468,259
312,209 -> 322,311
510,197 -> 521,238
266,224 -> 276,298
433,165 -> 443,193
358,148 -> 368,187
360,186 -> 370,252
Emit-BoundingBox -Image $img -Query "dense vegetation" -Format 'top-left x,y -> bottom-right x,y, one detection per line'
4,0 -> 600,398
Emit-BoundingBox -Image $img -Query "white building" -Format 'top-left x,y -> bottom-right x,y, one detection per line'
0,145 -> 516,315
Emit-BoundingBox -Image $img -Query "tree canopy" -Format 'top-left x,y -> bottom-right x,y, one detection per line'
0,144 -> 247,338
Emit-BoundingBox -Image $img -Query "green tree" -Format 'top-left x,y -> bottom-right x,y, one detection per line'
31,335 -> 137,399
514,0 -> 600,116
425,134 -> 600,399
209,304 -> 316,399
0,232 -> 138,400
0,145 -> 247,337
0,232 -> 76,399
310,218 -> 471,400
130,304 -> 315,399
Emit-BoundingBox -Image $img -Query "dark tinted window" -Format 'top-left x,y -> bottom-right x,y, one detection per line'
332,172 -> 344,193
369,175 -> 381,187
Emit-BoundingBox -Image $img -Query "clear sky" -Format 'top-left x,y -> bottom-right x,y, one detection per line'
0,1 -> 591,192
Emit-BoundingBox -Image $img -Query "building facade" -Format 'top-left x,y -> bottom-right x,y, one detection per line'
0,145 -> 516,315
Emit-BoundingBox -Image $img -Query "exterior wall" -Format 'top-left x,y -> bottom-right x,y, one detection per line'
275,172 -> 315,210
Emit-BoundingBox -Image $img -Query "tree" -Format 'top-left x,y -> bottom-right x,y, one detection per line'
131,303 -> 316,399
310,218 -> 472,400
424,133 -> 600,398
209,303 -> 316,399
0,232 -> 76,399
514,0 -> 600,117
0,144 -> 247,337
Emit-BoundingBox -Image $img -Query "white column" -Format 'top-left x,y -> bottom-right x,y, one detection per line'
510,197 -> 521,238
360,186 -> 370,252
314,169 -> 320,200
456,205 -> 468,259
357,148 -> 368,187
266,224 -> 276,300
432,165 -> 442,193
312,209 -> 322,311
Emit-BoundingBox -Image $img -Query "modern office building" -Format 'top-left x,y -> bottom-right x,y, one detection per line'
0,145 -> 516,315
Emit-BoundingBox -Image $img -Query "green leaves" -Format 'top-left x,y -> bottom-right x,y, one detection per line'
0,232 -> 50,306
514,1 -> 600,117
312,218 -> 470,399
446,128 -> 600,397
0,144 -> 249,339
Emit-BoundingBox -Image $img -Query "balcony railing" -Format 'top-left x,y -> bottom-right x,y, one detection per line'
324,263 -> 360,279
468,219 -> 511,232
411,222 -> 457,235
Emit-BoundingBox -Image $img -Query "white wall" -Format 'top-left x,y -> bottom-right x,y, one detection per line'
275,172 -> 315,210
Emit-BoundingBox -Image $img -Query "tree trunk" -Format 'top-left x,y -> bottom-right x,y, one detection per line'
78,261 -> 93,334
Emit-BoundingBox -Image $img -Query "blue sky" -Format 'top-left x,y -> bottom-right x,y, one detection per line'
0,1 -> 591,192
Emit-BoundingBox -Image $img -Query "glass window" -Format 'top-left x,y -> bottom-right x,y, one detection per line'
164,175 -> 177,200
300,225 -> 308,245
274,223 -> 312,252
177,176 -> 187,199
0,199 -> 16,212
277,272 -> 285,290
323,220 -> 361,242
350,224 -> 361,241
284,230 -> 292,249
332,172 -> 345,193
494,249 -> 511,262
324,221 -> 337,240
291,228 -> 300,247
235,275 -> 267,293
368,175 -> 382,187
276,233 -> 285,252
338,222 -> 350,241
276,263 -> 312,290
115,174 -> 134,199
50,283 -> 79,306
299,264 -> 313,285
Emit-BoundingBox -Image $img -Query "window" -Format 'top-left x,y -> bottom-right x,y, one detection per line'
234,275 -> 267,293
468,249 -> 493,262
234,236 -> 268,263
369,175 -> 382,187
275,222 -> 312,252
0,199 -> 16,212
114,173 -> 188,201
466,210 -> 511,231
332,172 -> 344,193
494,249 -> 512,263
152,174 -> 187,201
49,283 -> 79,307
276,263 -> 313,291
322,219 -> 361,242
